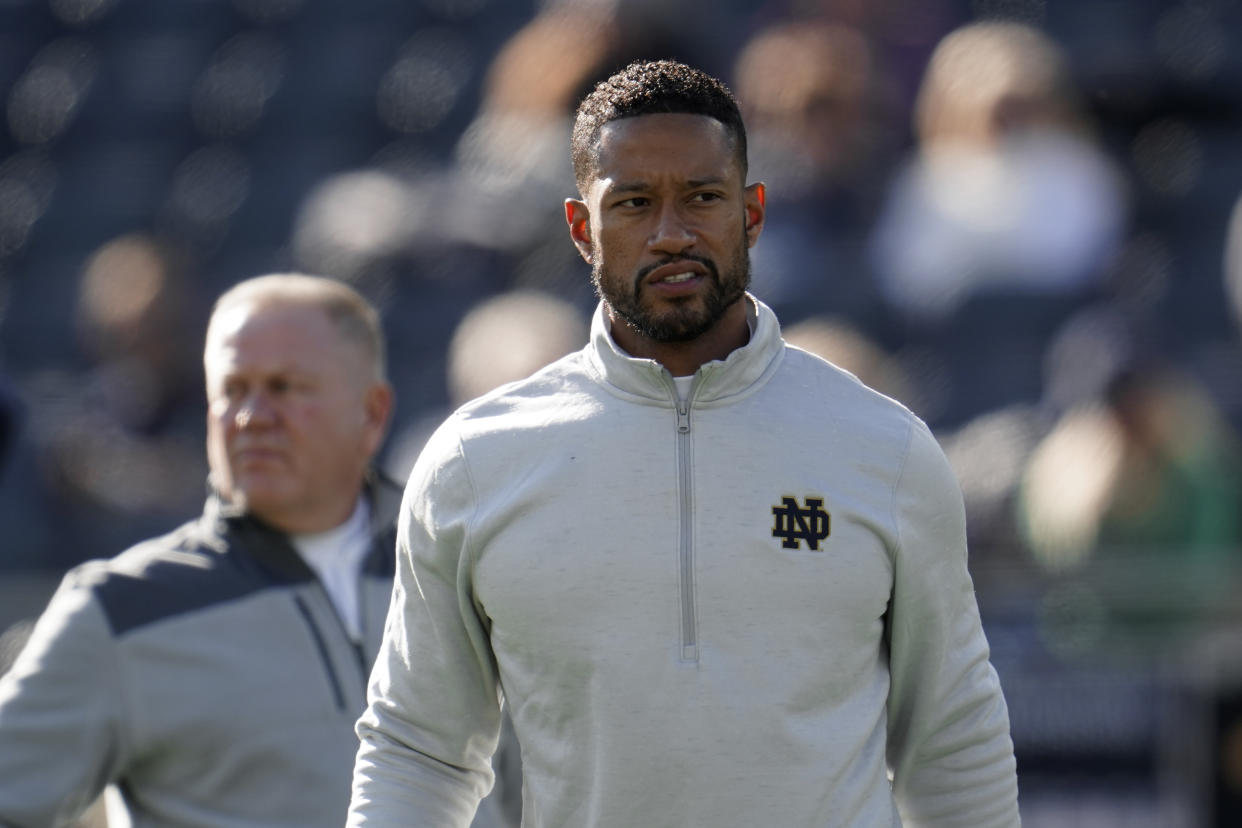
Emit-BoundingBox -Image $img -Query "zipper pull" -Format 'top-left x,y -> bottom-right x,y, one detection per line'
676,400 -> 690,433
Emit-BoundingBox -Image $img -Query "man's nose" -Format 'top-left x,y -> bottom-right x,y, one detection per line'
234,393 -> 276,429
649,203 -> 695,254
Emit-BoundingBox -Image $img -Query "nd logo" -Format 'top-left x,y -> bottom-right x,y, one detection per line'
771,496 -> 831,551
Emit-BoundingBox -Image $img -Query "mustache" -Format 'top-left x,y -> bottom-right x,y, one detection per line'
633,254 -> 719,294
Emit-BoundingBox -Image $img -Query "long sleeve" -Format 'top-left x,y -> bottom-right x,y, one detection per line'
349,425 -> 502,826
0,570 -> 127,827
885,418 -> 1021,827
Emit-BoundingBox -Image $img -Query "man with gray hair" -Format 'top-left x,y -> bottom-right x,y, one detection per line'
0,274 -> 399,826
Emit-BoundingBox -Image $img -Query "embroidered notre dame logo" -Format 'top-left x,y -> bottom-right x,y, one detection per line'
771,496 -> 831,551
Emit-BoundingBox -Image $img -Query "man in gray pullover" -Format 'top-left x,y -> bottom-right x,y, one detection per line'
0,274 -> 398,827
350,60 -> 1021,826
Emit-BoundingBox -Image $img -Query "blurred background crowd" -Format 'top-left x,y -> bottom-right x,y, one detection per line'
0,0 -> 1241,824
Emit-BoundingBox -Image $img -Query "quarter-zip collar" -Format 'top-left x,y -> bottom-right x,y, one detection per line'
197,470 -> 403,581
584,292 -> 786,405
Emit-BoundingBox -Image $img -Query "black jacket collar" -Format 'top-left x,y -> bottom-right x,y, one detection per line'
198,471 -> 403,582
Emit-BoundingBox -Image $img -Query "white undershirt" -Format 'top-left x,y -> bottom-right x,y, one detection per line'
291,498 -> 371,641
672,374 -> 695,401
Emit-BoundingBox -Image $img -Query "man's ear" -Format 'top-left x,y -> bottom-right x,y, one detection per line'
361,382 -> 394,458
565,198 -> 594,264
744,182 -> 766,248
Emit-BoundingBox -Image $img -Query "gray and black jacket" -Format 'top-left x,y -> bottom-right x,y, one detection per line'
0,475 -> 400,828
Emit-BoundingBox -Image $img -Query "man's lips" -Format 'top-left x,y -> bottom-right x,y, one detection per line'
641,260 -> 711,292
233,447 -> 285,466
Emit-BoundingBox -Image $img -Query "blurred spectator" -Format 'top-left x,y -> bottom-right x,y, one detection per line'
734,20 -> 894,206
1020,357 -> 1242,569
1016,356 -> 1242,660
732,19 -> 900,327
291,168 -> 429,288
937,301 -> 1139,558
871,20 -> 1127,320
72,233 -> 201,432
782,0 -> 965,105
1,233 -> 208,570
866,20 -> 1129,427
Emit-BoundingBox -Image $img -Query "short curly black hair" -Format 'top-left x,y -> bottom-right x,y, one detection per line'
570,60 -> 748,195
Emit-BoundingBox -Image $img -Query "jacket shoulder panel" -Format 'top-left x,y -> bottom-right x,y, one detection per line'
78,522 -> 271,637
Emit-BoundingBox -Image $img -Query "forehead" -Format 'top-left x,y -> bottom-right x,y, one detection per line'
205,301 -> 347,374
591,113 -> 740,192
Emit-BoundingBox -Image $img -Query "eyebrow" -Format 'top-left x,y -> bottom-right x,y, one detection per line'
606,176 -> 729,195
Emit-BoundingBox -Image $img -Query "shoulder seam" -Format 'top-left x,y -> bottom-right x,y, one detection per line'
90,550 -> 274,637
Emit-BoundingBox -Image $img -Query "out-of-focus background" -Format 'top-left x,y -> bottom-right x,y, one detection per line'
0,0 -> 1240,824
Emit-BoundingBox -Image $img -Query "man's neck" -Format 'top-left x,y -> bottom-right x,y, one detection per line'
609,298 -> 751,377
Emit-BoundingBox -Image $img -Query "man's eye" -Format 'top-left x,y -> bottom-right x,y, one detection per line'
617,197 -> 649,208
691,192 -> 722,203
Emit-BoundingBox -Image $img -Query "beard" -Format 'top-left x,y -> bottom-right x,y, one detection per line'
592,226 -> 752,344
